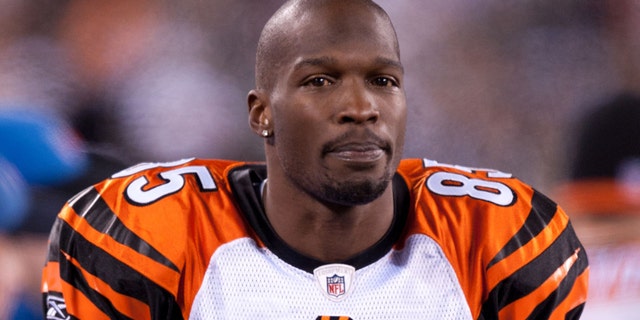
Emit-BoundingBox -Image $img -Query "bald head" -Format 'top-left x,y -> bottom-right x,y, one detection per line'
254,0 -> 400,91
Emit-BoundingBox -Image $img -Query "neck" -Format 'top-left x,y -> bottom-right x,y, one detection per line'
262,177 -> 395,263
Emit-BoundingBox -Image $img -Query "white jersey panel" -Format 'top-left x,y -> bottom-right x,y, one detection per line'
189,234 -> 473,320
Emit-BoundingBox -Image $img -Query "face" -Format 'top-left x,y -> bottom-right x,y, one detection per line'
258,4 -> 407,206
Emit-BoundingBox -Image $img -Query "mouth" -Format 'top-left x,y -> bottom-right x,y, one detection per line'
323,132 -> 391,164
327,143 -> 385,162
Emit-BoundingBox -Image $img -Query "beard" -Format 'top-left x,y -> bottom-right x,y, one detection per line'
275,128 -> 402,207
319,177 -> 391,206
286,165 -> 394,207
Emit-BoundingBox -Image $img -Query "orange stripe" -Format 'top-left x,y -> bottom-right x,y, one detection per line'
42,261 -> 63,293
497,248 -> 582,318
486,209 -> 568,290
65,251 -> 152,320
61,207 -> 180,292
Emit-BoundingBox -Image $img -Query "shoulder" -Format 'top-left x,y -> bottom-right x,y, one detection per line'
397,158 -> 535,207
43,158 -> 254,318
53,158 -> 258,268
397,159 -> 588,318
397,158 -> 568,260
104,158 -> 245,206
72,157 -> 255,232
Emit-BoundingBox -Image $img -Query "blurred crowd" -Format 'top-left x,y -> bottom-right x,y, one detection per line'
0,0 -> 639,319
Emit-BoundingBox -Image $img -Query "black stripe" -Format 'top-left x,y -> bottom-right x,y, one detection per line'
564,303 -> 586,320
46,218 -> 64,263
58,221 -> 184,320
69,187 -> 180,272
525,223 -> 588,320
59,257 -> 133,320
479,223 -> 588,319
487,190 -> 557,268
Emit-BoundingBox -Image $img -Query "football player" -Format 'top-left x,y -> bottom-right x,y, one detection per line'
42,0 -> 588,319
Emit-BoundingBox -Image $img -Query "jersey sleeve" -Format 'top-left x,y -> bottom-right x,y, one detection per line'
41,159 -> 249,320
401,159 -> 589,320
41,186 -> 185,320
477,192 -> 589,319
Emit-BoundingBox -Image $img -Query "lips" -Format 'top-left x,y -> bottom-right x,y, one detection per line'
323,133 -> 390,163
328,142 -> 383,160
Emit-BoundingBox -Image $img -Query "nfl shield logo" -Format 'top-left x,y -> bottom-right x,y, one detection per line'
326,274 -> 346,297
314,263 -> 356,302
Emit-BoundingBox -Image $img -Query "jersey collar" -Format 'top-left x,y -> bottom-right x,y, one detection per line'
228,164 -> 410,273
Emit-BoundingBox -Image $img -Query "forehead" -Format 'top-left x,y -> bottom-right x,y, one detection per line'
284,3 -> 399,62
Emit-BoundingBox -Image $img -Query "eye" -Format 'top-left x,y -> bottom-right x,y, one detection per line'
303,76 -> 333,87
371,76 -> 398,88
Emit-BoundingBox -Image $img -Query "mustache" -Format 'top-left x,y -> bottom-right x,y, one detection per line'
321,129 -> 391,155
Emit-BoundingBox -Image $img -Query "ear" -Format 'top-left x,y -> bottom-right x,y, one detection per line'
248,89 -> 272,136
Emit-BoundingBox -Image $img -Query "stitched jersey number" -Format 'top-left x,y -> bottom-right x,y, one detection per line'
423,159 -> 515,206
112,159 -> 217,206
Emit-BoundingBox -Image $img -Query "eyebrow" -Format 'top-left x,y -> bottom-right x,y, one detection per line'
292,56 -> 404,73
292,56 -> 336,72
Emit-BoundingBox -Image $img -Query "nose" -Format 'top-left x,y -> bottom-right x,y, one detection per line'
336,81 -> 379,124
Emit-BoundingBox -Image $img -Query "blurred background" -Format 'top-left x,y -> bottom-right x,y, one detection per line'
0,0 -> 638,318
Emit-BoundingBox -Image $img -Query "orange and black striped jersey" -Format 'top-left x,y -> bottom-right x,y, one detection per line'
42,158 -> 588,319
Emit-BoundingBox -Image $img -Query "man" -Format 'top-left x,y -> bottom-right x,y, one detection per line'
41,0 -> 589,319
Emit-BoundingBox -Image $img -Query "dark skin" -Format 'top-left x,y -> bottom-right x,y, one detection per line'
248,0 -> 407,262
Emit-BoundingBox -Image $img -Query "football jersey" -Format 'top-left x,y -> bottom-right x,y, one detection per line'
41,158 -> 589,319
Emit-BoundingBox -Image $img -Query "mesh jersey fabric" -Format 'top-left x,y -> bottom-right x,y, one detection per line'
190,236 -> 471,319
41,158 -> 589,319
